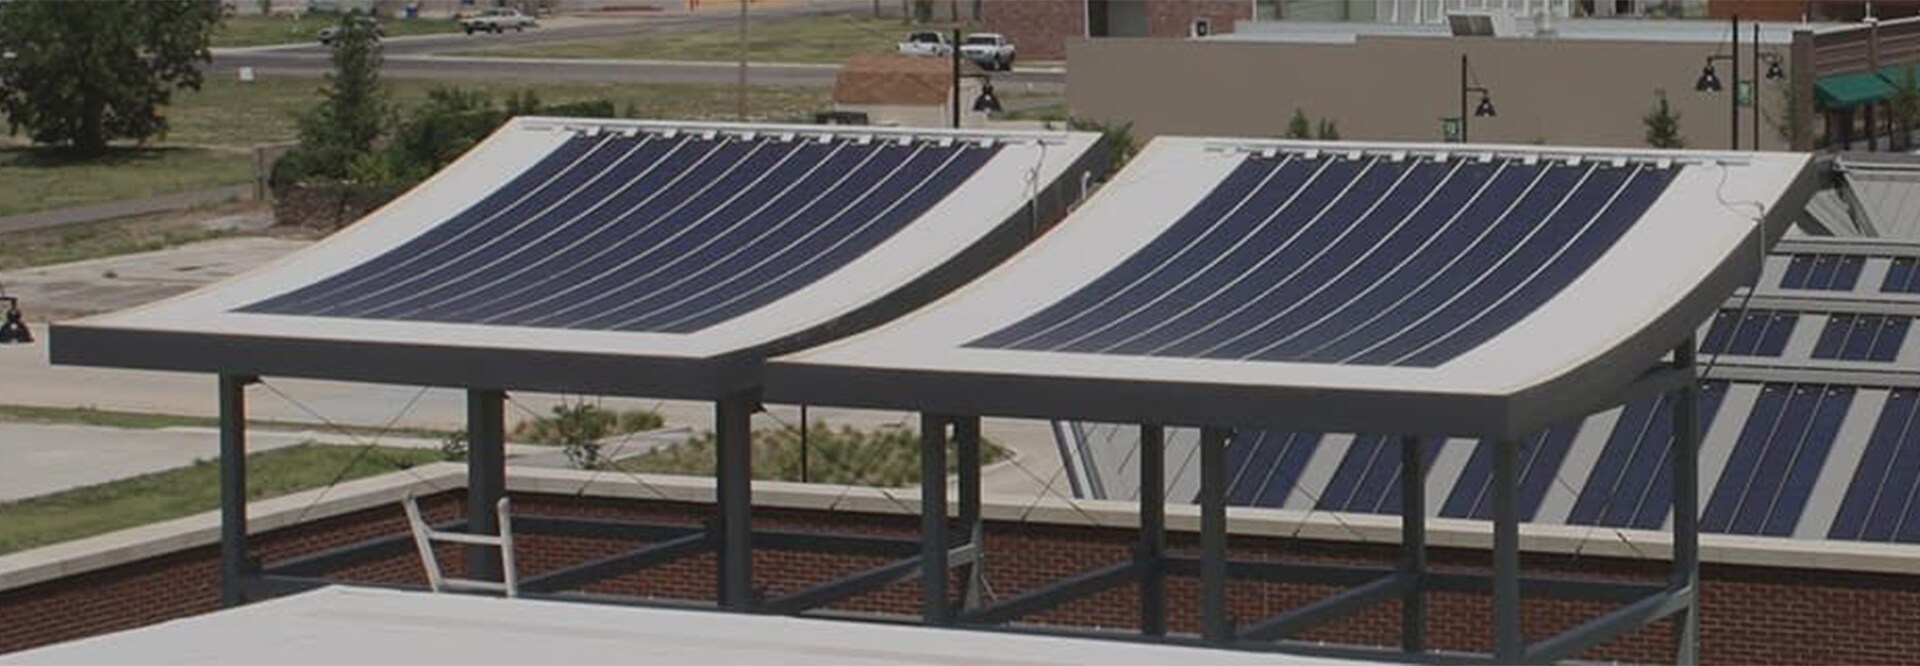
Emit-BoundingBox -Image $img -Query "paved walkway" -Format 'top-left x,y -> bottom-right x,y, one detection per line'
0,184 -> 252,235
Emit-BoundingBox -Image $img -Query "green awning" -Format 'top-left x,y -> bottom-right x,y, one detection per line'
1879,63 -> 1920,89
1817,70 -> 1896,108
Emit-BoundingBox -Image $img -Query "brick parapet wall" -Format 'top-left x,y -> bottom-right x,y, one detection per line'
4,490 -> 1917,664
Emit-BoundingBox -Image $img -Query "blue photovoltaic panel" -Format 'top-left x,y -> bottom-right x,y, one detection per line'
1566,381 -> 1730,530
1884,257 -> 1920,294
1314,436 -> 1446,515
1830,388 -> 1920,542
241,133 -> 1000,333
1810,314 -> 1910,362
1780,254 -> 1863,291
1440,424 -> 1582,522
1223,431 -> 1322,508
1700,310 -> 1797,357
967,153 -> 1677,367
1701,383 -> 1853,537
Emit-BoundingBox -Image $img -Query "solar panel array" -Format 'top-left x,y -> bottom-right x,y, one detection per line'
969,153 -> 1676,367
242,132 -> 1000,333
1060,243 -> 1920,545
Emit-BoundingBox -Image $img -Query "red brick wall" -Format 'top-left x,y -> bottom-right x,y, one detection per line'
980,1 -> 1252,61
980,0 -> 1084,61
5,491 -> 1919,664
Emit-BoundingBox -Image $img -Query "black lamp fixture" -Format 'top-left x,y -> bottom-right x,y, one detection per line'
1766,57 -> 1785,80
0,296 -> 31,345
1474,94 -> 1497,118
1695,63 -> 1725,92
972,80 -> 1002,113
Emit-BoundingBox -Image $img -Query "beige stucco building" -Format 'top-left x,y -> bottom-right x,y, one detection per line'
1069,20 -> 1812,151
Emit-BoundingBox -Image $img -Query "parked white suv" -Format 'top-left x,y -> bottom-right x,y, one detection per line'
960,33 -> 1015,71
896,31 -> 952,57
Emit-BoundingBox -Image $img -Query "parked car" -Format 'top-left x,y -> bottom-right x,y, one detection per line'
896,31 -> 952,57
317,17 -> 384,45
960,32 -> 1015,71
461,8 -> 538,34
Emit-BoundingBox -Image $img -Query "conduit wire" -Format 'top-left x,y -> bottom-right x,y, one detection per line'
259,382 -> 442,525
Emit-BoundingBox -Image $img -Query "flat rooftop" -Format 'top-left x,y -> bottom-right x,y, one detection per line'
1,586 -> 1346,665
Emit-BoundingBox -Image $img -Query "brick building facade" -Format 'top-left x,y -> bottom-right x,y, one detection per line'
980,0 -> 1253,60
4,479 -> 1918,664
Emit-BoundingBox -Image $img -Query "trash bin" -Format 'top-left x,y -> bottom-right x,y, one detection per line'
404,2 -> 419,19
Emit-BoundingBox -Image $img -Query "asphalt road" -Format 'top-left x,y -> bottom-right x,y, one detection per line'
212,6 -> 1065,91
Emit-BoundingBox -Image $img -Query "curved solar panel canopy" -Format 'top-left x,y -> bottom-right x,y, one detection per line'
51,118 -> 1104,398
768,138 -> 1821,438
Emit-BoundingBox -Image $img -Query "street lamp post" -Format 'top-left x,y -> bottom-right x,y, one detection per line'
1460,54 -> 1496,143
1696,15 -> 1785,150
1694,14 -> 1740,149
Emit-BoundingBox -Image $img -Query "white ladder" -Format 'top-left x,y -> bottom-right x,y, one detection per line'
402,495 -> 520,597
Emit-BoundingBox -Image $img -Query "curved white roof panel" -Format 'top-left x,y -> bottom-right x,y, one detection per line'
768,138 -> 1820,438
51,118 -> 1103,398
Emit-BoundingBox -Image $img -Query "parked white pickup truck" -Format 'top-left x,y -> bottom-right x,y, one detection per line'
461,8 -> 537,34
960,33 -> 1015,71
896,31 -> 952,57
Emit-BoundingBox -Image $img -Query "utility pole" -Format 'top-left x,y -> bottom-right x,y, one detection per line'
736,0 -> 748,121
1731,13 -> 1740,150
951,27 -> 961,129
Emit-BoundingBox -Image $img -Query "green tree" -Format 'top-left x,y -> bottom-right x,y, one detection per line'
1889,64 -> 1920,151
1286,108 -> 1312,139
296,11 -> 390,178
1316,118 -> 1341,141
1068,118 -> 1137,178
0,0 -> 223,154
1643,90 -> 1686,149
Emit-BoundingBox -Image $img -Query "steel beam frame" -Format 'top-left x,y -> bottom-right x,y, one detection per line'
1137,424 -> 1167,637
921,413 -> 951,624
218,374 -> 257,607
716,392 -> 756,609
467,388 -> 507,583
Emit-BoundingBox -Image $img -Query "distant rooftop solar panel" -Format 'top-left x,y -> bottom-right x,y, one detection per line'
966,154 -> 1676,367
242,132 -> 1000,333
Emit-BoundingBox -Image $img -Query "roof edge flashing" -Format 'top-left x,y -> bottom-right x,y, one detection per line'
1195,136 -> 1767,167
513,116 -> 1086,146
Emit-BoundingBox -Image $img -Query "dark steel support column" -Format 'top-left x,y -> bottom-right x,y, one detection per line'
1493,436 -> 1523,661
1199,426 -> 1232,643
466,388 -> 506,583
955,415 -> 984,612
921,413 -> 952,624
1138,424 -> 1167,637
1400,434 -> 1427,654
1672,339 -> 1703,665
716,393 -> 755,609
219,374 -> 255,607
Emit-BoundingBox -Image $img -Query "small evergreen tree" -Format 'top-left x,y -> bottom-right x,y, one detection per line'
1316,118 -> 1341,141
1643,90 -> 1686,149
1286,108 -> 1312,139
295,11 -> 389,180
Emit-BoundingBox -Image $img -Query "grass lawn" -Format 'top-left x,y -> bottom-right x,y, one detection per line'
615,422 -> 1008,487
163,75 -> 833,149
0,204 -> 268,271
0,76 -> 827,219
0,146 -> 253,218
213,14 -> 462,48
455,15 -> 956,64
0,404 -> 455,441
0,443 -> 442,554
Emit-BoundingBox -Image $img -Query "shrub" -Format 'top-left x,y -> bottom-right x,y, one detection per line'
512,402 -> 665,470
619,421 -> 1009,487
